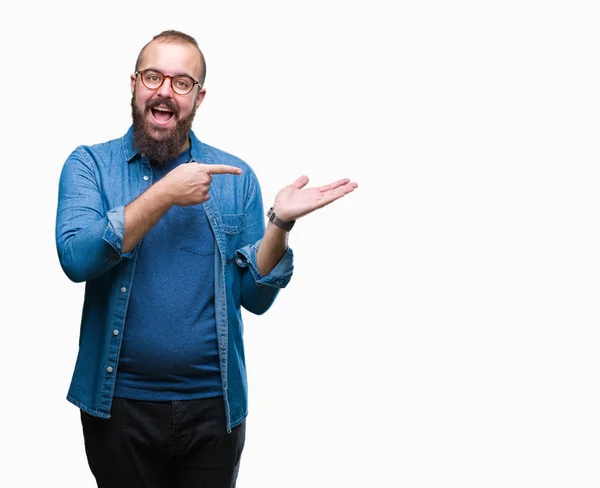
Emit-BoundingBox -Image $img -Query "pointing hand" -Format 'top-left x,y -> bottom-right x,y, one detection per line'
162,162 -> 242,206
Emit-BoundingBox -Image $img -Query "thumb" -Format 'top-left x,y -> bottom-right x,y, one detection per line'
291,175 -> 309,189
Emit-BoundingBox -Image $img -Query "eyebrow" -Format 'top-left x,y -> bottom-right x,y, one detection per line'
142,67 -> 195,78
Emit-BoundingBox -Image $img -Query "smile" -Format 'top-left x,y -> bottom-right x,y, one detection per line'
150,106 -> 175,125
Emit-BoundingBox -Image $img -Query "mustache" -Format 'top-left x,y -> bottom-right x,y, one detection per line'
146,97 -> 180,117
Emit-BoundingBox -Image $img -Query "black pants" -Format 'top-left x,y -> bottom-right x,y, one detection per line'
80,396 -> 245,488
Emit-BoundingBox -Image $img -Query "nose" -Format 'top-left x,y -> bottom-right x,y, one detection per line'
156,76 -> 174,98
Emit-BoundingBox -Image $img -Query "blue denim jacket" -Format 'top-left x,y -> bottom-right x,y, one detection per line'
55,126 -> 293,431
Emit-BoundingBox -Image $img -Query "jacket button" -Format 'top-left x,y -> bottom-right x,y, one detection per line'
106,366 -> 113,373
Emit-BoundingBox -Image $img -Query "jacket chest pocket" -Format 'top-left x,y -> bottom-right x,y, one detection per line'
221,214 -> 244,263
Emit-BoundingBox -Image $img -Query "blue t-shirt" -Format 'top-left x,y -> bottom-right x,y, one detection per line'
114,148 -> 222,400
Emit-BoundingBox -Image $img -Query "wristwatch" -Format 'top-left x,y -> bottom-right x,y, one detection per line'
266,207 -> 295,231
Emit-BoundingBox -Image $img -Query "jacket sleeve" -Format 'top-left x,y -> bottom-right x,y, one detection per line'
235,174 -> 294,315
55,147 -> 130,283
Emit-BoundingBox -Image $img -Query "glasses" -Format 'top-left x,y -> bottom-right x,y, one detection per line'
135,69 -> 201,95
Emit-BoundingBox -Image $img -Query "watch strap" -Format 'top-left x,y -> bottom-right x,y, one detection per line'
266,207 -> 295,231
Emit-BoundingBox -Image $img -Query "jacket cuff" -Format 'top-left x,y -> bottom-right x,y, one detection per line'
235,240 -> 294,288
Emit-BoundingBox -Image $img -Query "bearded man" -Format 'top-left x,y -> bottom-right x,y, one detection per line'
55,29 -> 358,488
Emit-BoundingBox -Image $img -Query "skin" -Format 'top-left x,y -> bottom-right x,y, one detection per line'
130,40 -> 205,145
123,39 -> 358,276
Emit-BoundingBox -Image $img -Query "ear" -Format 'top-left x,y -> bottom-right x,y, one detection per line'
195,87 -> 206,109
130,73 -> 137,94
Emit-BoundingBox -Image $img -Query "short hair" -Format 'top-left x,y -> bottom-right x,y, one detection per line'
135,30 -> 207,85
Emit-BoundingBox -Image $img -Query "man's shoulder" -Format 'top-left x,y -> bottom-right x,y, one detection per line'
67,131 -> 130,162
192,136 -> 255,175
60,133 -> 131,178
79,131 -> 128,152
202,142 -> 246,165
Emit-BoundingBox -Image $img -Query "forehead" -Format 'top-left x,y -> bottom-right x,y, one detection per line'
140,40 -> 201,78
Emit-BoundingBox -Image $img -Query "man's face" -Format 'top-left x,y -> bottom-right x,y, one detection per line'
130,40 -> 206,164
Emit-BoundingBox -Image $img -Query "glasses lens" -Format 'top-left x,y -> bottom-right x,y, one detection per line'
141,70 -> 163,90
171,75 -> 194,95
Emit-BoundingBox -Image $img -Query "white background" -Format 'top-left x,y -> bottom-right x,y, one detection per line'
1,1 -> 600,487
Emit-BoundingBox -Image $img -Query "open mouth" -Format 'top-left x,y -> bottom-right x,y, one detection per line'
150,106 -> 175,124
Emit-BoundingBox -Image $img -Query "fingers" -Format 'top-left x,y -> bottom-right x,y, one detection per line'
321,181 -> 359,205
335,181 -> 358,197
317,178 -> 351,192
194,162 -> 242,175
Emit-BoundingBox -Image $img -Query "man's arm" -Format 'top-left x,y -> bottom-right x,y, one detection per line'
56,150 -> 125,283
255,175 -> 358,276
122,182 -> 173,253
124,162 -> 242,252
255,223 -> 289,277
56,155 -> 241,282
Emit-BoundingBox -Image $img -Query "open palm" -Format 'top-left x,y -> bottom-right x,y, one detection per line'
272,175 -> 358,222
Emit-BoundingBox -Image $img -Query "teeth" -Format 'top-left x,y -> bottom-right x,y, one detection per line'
154,106 -> 172,112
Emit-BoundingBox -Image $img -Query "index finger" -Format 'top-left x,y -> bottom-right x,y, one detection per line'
196,163 -> 242,175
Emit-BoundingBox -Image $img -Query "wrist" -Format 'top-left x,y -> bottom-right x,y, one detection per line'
152,179 -> 176,207
270,204 -> 294,222
266,207 -> 295,231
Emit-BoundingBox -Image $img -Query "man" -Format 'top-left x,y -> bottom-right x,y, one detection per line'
55,30 -> 357,488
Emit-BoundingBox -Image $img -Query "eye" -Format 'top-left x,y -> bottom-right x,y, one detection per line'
142,70 -> 162,84
174,77 -> 191,89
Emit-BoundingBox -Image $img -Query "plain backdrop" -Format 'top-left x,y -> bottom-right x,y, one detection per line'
2,1 -> 600,487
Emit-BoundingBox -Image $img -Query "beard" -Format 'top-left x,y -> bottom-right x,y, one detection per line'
131,91 -> 197,166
